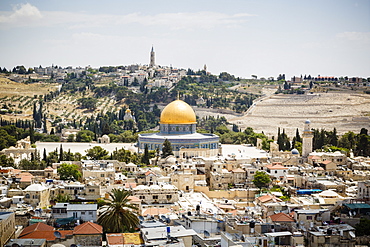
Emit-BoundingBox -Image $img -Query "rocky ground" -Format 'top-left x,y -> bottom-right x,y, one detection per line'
228,91 -> 370,138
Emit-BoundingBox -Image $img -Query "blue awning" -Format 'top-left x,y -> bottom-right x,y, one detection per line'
297,189 -> 322,195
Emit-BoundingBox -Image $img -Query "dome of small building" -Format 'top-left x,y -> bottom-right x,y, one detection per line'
126,109 -> 131,113
305,119 -> 311,124
165,155 -> 177,165
160,100 -> 196,124
291,149 -> 299,155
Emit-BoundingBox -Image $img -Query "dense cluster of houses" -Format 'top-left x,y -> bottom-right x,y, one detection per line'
1,137 -> 370,246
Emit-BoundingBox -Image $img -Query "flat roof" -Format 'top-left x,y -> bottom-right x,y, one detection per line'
265,231 -> 292,237
67,204 -> 97,211
141,226 -> 196,240
4,239 -> 46,246
0,211 -> 13,220
344,203 -> 370,209
221,144 -> 270,159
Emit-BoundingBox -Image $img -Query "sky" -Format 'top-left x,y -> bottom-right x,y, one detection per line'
0,0 -> 369,79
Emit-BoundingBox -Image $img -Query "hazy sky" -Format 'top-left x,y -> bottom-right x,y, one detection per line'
0,0 -> 369,79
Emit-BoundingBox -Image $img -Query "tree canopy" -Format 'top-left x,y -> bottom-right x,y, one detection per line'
97,189 -> 139,233
252,171 -> 271,189
85,146 -> 109,160
57,163 -> 82,180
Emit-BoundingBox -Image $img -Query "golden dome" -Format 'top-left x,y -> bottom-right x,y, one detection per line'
160,100 -> 196,124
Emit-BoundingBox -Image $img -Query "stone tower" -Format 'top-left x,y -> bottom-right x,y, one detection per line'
302,119 -> 313,158
149,46 -> 155,67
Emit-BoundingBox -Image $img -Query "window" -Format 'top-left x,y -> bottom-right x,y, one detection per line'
275,171 -> 277,174
167,195 -> 172,200
101,174 -> 105,177
139,196 -> 145,199
307,216 -> 313,220
153,195 -> 158,200
89,189 -> 95,192
89,212 -> 93,215
81,212 -> 85,215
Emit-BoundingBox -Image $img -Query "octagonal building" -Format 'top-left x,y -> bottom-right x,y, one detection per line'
138,100 -> 220,158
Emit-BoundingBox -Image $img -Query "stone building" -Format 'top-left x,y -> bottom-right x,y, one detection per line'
52,203 -> 98,222
0,136 -> 36,163
72,221 -> 103,246
307,224 -> 356,247
0,212 -> 15,247
23,183 -> 50,208
357,180 -> 370,200
97,134 -> 110,144
131,183 -> 179,205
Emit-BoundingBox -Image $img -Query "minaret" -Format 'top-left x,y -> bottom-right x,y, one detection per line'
302,119 -> 313,158
150,46 -> 155,67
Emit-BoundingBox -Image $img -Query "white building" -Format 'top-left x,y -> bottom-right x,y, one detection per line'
52,203 -> 98,222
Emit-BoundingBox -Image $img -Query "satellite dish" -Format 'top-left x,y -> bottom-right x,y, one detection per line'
161,215 -> 167,221
349,231 -> 356,238
166,218 -> 171,224
138,216 -> 144,221
70,245 -> 77,247
54,231 -> 62,238
204,230 -> 210,238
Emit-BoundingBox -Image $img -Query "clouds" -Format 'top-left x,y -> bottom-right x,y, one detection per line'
0,3 -> 42,25
0,3 -> 254,31
336,32 -> 370,43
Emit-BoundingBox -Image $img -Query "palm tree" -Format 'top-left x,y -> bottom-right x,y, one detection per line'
97,189 -> 139,232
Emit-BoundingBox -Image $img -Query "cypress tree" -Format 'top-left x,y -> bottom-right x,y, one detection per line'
162,139 -> 173,158
59,144 -> 64,162
43,148 -> 47,161
295,128 -> 301,143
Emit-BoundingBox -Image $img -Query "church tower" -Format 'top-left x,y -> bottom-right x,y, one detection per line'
149,46 -> 155,67
302,120 -> 313,158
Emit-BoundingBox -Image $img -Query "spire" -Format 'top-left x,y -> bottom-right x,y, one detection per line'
150,45 -> 155,67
